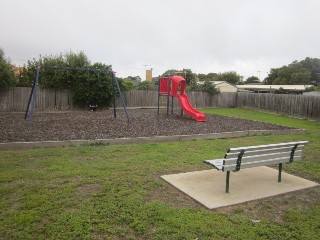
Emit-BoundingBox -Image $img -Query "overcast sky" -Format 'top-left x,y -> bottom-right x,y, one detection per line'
1,0 -> 320,80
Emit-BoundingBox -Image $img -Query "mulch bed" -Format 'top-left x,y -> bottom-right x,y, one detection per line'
0,109 -> 292,143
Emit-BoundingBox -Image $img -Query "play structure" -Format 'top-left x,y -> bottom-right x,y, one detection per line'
25,65 -> 130,123
157,75 -> 207,122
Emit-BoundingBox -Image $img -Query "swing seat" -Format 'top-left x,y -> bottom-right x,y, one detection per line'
89,105 -> 98,111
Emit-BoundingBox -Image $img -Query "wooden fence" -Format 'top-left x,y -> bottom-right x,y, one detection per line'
0,87 -> 319,120
114,90 -> 237,109
237,92 -> 320,119
0,88 -> 237,112
0,87 -> 74,111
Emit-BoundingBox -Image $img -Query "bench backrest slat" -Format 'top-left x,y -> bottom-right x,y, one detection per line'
220,141 -> 308,172
224,149 -> 303,166
227,141 -> 308,154
225,145 -> 305,159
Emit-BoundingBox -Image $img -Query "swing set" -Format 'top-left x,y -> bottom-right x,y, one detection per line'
25,65 -> 130,123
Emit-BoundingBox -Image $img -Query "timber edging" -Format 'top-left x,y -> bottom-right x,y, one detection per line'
0,129 -> 307,151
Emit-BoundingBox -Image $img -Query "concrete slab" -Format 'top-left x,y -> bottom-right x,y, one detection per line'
161,166 -> 318,209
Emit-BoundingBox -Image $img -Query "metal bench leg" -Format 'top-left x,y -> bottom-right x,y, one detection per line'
226,171 -> 230,193
278,163 -> 282,182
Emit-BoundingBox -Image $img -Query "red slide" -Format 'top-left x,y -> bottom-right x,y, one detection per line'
174,93 -> 207,122
159,75 -> 207,122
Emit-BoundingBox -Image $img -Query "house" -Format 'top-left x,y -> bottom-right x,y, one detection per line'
197,81 -> 238,92
236,84 -> 314,94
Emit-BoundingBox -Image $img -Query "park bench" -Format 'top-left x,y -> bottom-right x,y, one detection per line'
204,141 -> 308,193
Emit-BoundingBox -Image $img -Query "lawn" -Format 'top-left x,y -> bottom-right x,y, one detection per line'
0,108 -> 319,239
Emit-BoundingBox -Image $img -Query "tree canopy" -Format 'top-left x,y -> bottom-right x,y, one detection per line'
162,69 -> 196,85
135,81 -> 157,90
218,71 -> 242,85
197,72 -> 219,82
0,48 -> 15,89
123,76 -> 141,85
197,71 -> 242,85
300,57 -> 320,86
245,76 -> 260,84
20,51 -> 114,107
264,58 -> 320,85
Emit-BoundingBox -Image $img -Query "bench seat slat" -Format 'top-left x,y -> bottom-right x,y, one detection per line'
222,155 -> 302,171
204,159 -> 224,170
223,150 -> 303,166
225,145 -> 305,159
227,141 -> 308,154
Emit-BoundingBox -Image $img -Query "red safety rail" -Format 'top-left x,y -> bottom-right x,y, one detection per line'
159,77 -> 169,94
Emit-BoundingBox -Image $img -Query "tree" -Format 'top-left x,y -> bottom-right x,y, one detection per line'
264,58 -> 320,85
218,71 -> 242,85
245,76 -> 260,84
265,62 -> 311,85
124,76 -> 141,85
186,80 -> 219,95
183,69 -> 196,85
0,48 -> 15,89
118,79 -> 135,91
72,62 -> 112,106
300,57 -> 320,86
162,69 -> 196,85
198,81 -> 220,95
20,51 -> 114,107
264,68 -> 278,85
18,58 -> 39,87
197,72 -> 219,82
136,81 -> 156,90
206,72 -> 220,81
197,73 -> 207,81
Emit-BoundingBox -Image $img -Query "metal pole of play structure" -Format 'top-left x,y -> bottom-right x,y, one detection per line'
157,76 -> 160,115
171,95 -> 174,115
25,65 -> 41,123
112,71 -> 116,118
112,71 -> 130,123
167,77 -> 170,116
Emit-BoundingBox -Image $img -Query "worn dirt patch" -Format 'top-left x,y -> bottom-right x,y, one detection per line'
76,184 -> 102,197
216,186 -> 320,224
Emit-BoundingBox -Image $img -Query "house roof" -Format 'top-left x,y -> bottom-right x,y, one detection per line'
236,85 -> 314,91
197,81 -> 234,86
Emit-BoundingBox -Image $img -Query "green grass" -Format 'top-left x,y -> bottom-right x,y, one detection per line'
1,108 -> 319,239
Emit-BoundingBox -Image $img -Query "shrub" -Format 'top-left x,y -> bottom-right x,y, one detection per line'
187,81 -> 220,95
21,51 -> 114,107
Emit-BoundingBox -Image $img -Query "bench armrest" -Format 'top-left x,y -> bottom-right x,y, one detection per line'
203,159 -> 224,171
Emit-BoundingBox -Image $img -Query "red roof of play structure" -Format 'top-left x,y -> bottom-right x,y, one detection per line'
159,77 -> 169,94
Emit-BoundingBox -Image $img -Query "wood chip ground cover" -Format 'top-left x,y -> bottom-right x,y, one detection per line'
0,109 -> 292,143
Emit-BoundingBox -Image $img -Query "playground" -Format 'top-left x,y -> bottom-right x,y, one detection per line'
0,109 -> 293,143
